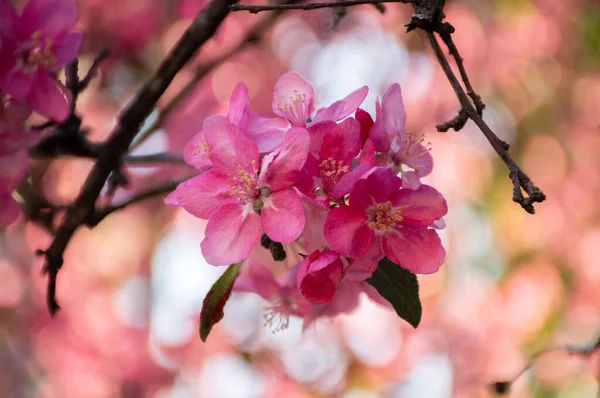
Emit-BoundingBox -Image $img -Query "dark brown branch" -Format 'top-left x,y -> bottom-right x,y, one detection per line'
426,33 -> 545,213
491,333 -> 600,395
122,153 -> 185,165
130,2 -> 297,151
41,0 -> 238,315
230,0 -> 411,14
437,28 -> 485,116
89,175 -> 194,226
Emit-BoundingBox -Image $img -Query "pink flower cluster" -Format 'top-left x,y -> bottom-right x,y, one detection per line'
168,72 -> 448,328
0,0 -> 82,226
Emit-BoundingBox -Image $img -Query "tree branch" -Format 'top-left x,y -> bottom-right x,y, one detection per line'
89,175 -> 195,226
229,0 -> 412,14
40,0 -> 238,315
491,333 -> 600,395
426,33 -> 545,213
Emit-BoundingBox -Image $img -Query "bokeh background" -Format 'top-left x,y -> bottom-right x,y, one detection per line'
2,0 -> 600,396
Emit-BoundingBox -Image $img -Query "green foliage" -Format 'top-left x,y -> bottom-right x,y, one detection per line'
199,262 -> 243,342
366,257 -> 422,328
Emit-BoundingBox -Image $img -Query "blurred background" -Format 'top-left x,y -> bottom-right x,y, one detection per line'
1,0 -> 600,396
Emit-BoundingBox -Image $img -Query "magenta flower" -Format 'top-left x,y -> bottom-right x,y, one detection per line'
272,71 -> 368,127
296,118 -> 372,203
167,116 -> 310,266
368,84 -> 433,189
324,167 -> 447,275
297,250 -> 345,304
0,0 -> 83,122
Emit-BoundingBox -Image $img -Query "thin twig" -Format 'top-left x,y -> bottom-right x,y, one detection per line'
426,33 -> 545,213
230,0 -> 411,14
89,175 -> 194,226
437,28 -> 485,116
40,0 -> 238,315
491,333 -> 600,395
122,153 -> 186,165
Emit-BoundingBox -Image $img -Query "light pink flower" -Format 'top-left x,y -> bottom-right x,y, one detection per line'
272,71 -> 368,127
324,167 -> 447,276
0,0 -> 83,122
368,84 -> 433,189
167,116 -> 310,266
297,250 -> 345,304
234,260 -> 312,331
228,82 -> 290,153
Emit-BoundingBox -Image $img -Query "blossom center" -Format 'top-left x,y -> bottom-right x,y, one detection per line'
367,201 -> 403,236
319,157 -> 349,189
401,132 -> 431,158
228,161 -> 259,203
192,137 -> 210,159
263,300 -> 292,332
275,89 -> 307,125
17,32 -> 56,70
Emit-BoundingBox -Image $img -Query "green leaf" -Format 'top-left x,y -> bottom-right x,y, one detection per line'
199,262 -> 243,342
366,257 -> 422,328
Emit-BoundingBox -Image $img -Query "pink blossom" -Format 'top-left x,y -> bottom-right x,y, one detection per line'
368,84 -> 433,189
182,82 -> 290,170
297,250 -> 345,304
324,167 -> 447,276
167,116 -> 310,266
296,118 -> 371,203
0,0 -> 83,122
228,82 -> 290,153
272,71 -> 368,127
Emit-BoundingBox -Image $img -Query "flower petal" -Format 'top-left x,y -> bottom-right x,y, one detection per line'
51,30 -> 84,68
368,98 -> 390,152
355,107 -> 374,143
203,115 -> 259,174
21,0 -> 78,37
311,85 -> 368,123
3,68 -> 33,100
261,188 -> 305,243
260,127 -> 309,190
167,171 -> 235,219
183,130 -> 212,170
349,167 -> 402,211
0,2 -> 19,40
319,117 -> 361,162
272,71 -> 314,127
383,226 -> 445,274
227,82 -> 252,129
201,203 -> 262,266
298,250 -> 344,304
345,236 -> 383,281
389,184 -> 448,227
27,70 -> 71,122
381,83 -> 406,133
234,259 -> 281,301
324,205 -> 373,258
330,164 -> 372,200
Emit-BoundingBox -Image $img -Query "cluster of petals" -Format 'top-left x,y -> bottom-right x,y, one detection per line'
0,0 -> 83,122
168,72 -> 448,327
